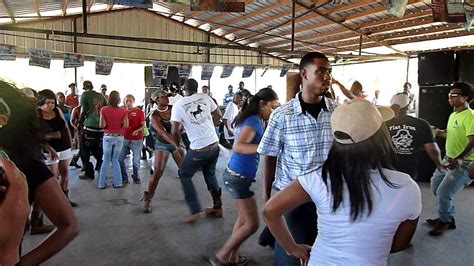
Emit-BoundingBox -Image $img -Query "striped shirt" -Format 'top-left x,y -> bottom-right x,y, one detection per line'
257,93 -> 336,190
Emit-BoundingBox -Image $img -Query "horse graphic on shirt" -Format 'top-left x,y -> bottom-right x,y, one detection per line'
191,104 -> 203,119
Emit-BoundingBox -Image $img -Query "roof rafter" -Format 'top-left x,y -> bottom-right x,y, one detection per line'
322,24 -> 466,52
274,10 -> 432,50
211,0 -> 290,33
239,0 -> 385,43
250,0 -> 426,46
0,0 -> 16,23
293,1 -> 406,55
195,0 -> 254,29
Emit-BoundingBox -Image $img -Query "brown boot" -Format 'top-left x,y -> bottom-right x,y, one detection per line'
142,191 -> 153,213
64,189 -> 78,207
204,188 -> 223,218
30,211 -> 55,235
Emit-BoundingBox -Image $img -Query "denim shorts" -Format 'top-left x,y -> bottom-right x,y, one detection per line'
223,168 -> 255,199
154,140 -> 176,152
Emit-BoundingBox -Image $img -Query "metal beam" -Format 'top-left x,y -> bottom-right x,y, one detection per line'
62,0 -> 68,16
0,25 -> 302,55
296,1 -> 407,55
82,0 -> 87,33
33,0 -> 41,18
0,0 -> 16,23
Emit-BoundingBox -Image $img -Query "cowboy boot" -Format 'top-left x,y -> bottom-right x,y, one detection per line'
64,189 -> 78,207
204,188 -> 223,218
30,210 -> 55,235
142,191 -> 153,213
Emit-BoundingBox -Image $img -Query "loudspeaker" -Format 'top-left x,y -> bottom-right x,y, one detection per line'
144,66 -> 182,88
418,86 -> 453,129
418,51 -> 455,86
144,66 -> 162,87
457,50 -> 474,84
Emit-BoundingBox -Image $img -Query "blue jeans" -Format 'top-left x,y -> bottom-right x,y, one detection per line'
274,202 -> 317,266
431,160 -> 472,222
118,139 -> 143,182
178,143 -> 220,214
98,135 -> 124,188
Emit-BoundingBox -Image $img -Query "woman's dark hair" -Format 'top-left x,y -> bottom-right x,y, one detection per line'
37,89 -> 57,107
321,125 -> 397,221
108,90 -> 121,107
0,80 -> 45,160
233,87 -> 278,127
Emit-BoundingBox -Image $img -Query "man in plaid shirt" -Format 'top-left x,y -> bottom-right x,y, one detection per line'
258,51 -> 336,266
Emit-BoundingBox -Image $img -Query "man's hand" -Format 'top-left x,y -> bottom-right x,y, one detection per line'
132,129 -> 140,136
447,157 -> 461,170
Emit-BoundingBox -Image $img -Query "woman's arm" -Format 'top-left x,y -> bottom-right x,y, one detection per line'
151,112 -> 178,147
263,180 -> 313,265
99,110 -> 106,128
232,125 -> 257,154
122,114 -> 129,129
390,218 -> 419,253
20,178 -> 79,265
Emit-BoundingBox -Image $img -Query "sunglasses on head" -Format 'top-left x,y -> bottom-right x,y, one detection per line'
0,98 -> 11,116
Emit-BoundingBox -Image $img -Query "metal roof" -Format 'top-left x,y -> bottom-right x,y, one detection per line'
0,0 -> 472,64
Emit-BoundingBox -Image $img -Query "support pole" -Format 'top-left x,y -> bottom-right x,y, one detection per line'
405,57 -> 410,83
82,0 -> 87,33
291,0 -> 296,51
73,18 -> 78,85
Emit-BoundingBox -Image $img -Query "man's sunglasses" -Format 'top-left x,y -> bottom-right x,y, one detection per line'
448,93 -> 464,98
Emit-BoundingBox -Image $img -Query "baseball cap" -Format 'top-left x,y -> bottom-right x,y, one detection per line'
331,99 -> 394,144
390,93 -> 409,108
83,80 -> 93,88
151,89 -> 168,101
68,83 -> 76,88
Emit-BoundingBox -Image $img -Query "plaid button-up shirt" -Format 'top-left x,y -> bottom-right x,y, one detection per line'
257,93 -> 336,190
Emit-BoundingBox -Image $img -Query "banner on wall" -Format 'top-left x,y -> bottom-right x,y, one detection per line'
280,63 -> 293,77
95,56 -> 114,75
99,0 -> 153,8
201,65 -> 215,80
242,65 -> 255,78
29,48 -> 52,69
190,0 -> 245,12
0,44 -> 16,61
388,0 -> 408,18
220,65 -> 234,78
178,64 -> 192,78
152,62 -> 169,79
64,53 -> 84,68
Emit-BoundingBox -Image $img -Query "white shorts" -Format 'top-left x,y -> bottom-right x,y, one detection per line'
43,148 -> 73,165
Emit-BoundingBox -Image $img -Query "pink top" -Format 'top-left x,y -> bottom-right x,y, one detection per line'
100,106 -> 127,134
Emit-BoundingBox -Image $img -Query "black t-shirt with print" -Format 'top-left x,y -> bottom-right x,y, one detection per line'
385,115 -> 434,178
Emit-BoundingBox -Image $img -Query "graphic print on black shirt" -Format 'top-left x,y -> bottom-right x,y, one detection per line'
182,99 -> 210,125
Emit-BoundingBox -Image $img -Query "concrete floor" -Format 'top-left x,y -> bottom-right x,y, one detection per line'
23,151 -> 474,266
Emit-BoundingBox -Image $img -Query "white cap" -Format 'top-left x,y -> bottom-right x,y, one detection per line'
390,93 -> 410,108
331,99 -> 394,144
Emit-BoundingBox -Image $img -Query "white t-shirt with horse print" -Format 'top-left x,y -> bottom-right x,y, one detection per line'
171,93 -> 219,150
